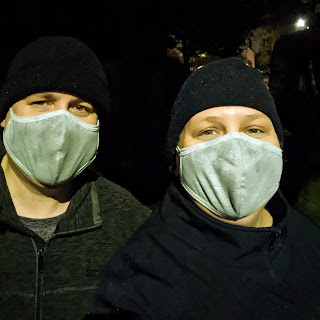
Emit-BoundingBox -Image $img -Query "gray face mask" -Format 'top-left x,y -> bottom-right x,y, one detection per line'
176,132 -> 283,220
3,108 -> 99,185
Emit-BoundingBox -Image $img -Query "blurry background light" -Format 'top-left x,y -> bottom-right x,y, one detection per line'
296,18 -> 306,28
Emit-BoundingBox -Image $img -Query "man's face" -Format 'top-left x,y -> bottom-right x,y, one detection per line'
178,106 -> 280,149
1,92 -> 98,129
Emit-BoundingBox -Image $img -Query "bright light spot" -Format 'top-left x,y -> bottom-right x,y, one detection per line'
296,18 -> 306,27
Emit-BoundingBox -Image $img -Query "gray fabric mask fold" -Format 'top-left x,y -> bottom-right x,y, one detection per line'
176,132 -> 283,219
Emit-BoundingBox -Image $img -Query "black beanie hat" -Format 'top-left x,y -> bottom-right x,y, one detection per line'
166,57 -> 284,152
0,36 -> 110,122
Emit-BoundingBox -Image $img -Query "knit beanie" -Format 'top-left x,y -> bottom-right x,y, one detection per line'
0,36 -> 110,122
166,57 -> 284,152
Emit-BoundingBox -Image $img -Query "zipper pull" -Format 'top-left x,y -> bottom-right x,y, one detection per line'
38,248 -> 45,273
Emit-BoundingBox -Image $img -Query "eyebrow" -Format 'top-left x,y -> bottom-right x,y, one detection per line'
199,114 -> 267,122
199,116 -> 222,122
243,114 -> 267,120
35,93 -> 86,104
35,93 -> 56,100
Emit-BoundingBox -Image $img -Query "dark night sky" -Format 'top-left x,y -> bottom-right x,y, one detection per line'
0,0 -> 310,61
0,0 -> 316,90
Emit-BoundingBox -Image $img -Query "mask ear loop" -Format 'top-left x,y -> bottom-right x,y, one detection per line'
175,151 -> 180,177
174,146 -> 183,177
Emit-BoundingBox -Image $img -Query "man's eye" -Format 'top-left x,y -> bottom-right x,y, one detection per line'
31,101 -> 47,105
76,105 -> 89,112
30,101 -> 52,110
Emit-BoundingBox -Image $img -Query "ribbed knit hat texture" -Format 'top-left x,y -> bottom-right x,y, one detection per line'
0,36 -> 110,122
166,57 -> 283,151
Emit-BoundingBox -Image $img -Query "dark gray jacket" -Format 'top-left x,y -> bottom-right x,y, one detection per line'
0,163 -> 150,320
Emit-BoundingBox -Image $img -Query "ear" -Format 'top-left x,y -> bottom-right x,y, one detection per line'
1,119 -> 5,128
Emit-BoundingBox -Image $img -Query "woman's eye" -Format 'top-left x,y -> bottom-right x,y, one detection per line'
247,128 -> 264,134
70,105 -> 91,116
79,105 -> 89,112
200,129 -> 217,136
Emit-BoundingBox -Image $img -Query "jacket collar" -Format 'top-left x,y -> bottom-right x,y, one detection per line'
55,175 -> 102,234
160,180 -> 289,267
0,162 -> 102,236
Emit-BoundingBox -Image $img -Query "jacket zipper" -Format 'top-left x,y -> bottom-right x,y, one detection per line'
36,248 -> 45,320
30,223 -> 102,320
267,229 -> 283,281
32,239 -> 45,320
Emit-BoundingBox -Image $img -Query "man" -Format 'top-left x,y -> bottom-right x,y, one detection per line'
85,58 -> 320,320
0,36 -> 150,320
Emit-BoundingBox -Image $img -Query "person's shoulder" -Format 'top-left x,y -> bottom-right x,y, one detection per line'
93,175 -> 151,224
97,208 -> 171,278
94,175 -> 131,195
94,175 -> 146,206
287,206 -> 320,242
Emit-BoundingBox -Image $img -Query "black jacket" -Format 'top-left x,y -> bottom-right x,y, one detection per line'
86,181 -> 320,320
0,165 -> 150,320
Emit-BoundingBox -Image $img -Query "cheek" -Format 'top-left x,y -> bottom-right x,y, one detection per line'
93,114 -> 99,125
90,114 -> 98,125
81,113 -> 98,125
271,131 -> 281,148
263,123 -> 280,148
275,139 -> 281,148
265,134 -> 280,148
178,129 -> 197,148
12,103 -> 24,116
177,131 -> 185,148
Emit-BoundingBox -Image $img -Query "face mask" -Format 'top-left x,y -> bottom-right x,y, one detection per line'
176,132 -> 283,219
3,108 -> 99,185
